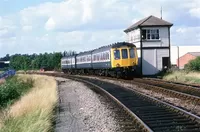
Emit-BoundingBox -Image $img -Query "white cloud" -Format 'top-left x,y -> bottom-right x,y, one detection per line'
45,17 -> 55,31
176,28 -> 186,33
22,25 -> 32,31
189,8 -> 200,18
172,26 -> 200,45
0,0 -> 200,57
18,0 -> 200,32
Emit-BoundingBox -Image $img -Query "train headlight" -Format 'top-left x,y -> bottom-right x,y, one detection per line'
116,63 -> 120,67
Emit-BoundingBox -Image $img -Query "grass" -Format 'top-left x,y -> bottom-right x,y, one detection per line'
0,75 -> 58,132
163,70 -> 200,84
0,76 -> 33,108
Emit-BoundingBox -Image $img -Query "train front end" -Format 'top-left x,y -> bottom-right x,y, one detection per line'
110,42 -> 138,77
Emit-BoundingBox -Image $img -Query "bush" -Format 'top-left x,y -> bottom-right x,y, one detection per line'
0,76 -> 33,108
185,57 -> 200,71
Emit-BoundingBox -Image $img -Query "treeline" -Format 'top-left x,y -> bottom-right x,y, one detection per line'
9,53 -> 62,70
185,57 -> 200,71
0,51 -> 76,71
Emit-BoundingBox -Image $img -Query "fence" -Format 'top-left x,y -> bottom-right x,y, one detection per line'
0,70 -> 16,79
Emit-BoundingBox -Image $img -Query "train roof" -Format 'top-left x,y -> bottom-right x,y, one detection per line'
111,42 -> 136,48
62,42 -> 136,58
93,42 -> 136,51
61,55 -> 76,59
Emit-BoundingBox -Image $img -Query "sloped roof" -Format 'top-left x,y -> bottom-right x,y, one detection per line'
124,15 -> 173,32
188,52 -> 200,57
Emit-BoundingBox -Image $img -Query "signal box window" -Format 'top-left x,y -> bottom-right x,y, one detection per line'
122,49 -> 128,59
142,29 -> 159,40
129,48 -> 135,58
114,50 -> 120,60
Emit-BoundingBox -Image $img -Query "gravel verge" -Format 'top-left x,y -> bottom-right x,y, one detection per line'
55,77 -> 136,132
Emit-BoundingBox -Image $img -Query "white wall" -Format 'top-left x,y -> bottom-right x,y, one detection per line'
170,46 -> 200,65
127,28 -> 140,47
142,27 -> 169,47
142,49 -> 158,75
142,49 -> 169,75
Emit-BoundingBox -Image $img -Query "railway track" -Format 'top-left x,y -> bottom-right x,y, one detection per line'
29,72 -> 200,132
134,78 -> 200,97
69,76 -> 200,132
144,77 -> 200,88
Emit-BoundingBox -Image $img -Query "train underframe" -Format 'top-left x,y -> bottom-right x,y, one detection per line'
62,66 -> 137,79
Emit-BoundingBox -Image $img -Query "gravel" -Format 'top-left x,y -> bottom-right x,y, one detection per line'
55,77 -> 124,132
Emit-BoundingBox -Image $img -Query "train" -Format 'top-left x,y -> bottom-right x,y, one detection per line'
61,42 -> 138,78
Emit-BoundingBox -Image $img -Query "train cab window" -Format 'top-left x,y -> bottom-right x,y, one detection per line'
129,48 -> 135,58
114,50 -> 120,60
122,49 -> 128,59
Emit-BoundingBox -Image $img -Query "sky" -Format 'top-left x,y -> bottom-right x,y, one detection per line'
0,0 -> 200,57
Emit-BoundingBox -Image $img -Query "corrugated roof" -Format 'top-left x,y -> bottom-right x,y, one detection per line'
188,52 -> 200,57
124,15 -> 173,32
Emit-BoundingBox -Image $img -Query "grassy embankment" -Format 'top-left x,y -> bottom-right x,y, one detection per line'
0,74 -> 57,132
163,70 -> 200,84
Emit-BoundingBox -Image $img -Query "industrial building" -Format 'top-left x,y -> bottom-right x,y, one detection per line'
171,46 -> 200,68
177,52 -> 200,69
124,15 -> 173,75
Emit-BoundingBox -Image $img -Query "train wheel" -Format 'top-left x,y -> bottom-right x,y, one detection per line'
105,70 -> 108,77
116,71 -> 121,79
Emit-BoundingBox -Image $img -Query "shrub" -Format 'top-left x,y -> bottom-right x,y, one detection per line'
0,76 -> 33,108
185,57 -> 200,71
0,75 -> 57,132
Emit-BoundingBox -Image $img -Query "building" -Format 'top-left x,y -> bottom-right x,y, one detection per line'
124,15 -> 173,75
177,52 -> 200,69
171,46 -> 200,67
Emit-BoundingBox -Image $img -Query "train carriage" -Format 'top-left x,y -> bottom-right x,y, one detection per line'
76,51 -> 92,74
61,42 -> 138,78
61,55 -> 76,73
92,46 -> 111,69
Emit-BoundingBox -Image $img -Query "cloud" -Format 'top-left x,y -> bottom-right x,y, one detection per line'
172,26 -> 200,45
22,25 -> 32,31
189,8 -> 200,18
18,0 -> 200,32
176,28 -> 186,33
0,0 -> 200,57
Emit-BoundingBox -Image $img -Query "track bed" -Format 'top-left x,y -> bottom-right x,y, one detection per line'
72,76 -> 200,132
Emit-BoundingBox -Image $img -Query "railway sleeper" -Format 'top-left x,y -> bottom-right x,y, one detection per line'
135,111 -> 172,115
145,118 -> 191,124
122,103 -> 154,108
148,121 -> 197,128
129,106 -> 164,111
136,112 -> 178,117
152,127 -> 200,132
143,116 -> 185,121
139,113 -> 178,118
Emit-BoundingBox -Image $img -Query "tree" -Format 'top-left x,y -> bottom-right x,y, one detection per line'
185,57 -> 200,71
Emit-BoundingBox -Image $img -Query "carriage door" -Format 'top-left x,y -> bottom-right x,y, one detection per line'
112,49 -> 121,68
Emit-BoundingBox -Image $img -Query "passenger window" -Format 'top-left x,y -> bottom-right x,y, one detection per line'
129,48 -> 135,58
114,50 -> 120,60
122,49 -> 128,59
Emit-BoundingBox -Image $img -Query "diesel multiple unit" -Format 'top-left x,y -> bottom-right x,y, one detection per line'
61,42 -> 138,77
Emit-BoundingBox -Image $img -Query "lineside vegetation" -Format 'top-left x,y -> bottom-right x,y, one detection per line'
0,75 -> 58,132
164,57 -> 200,84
